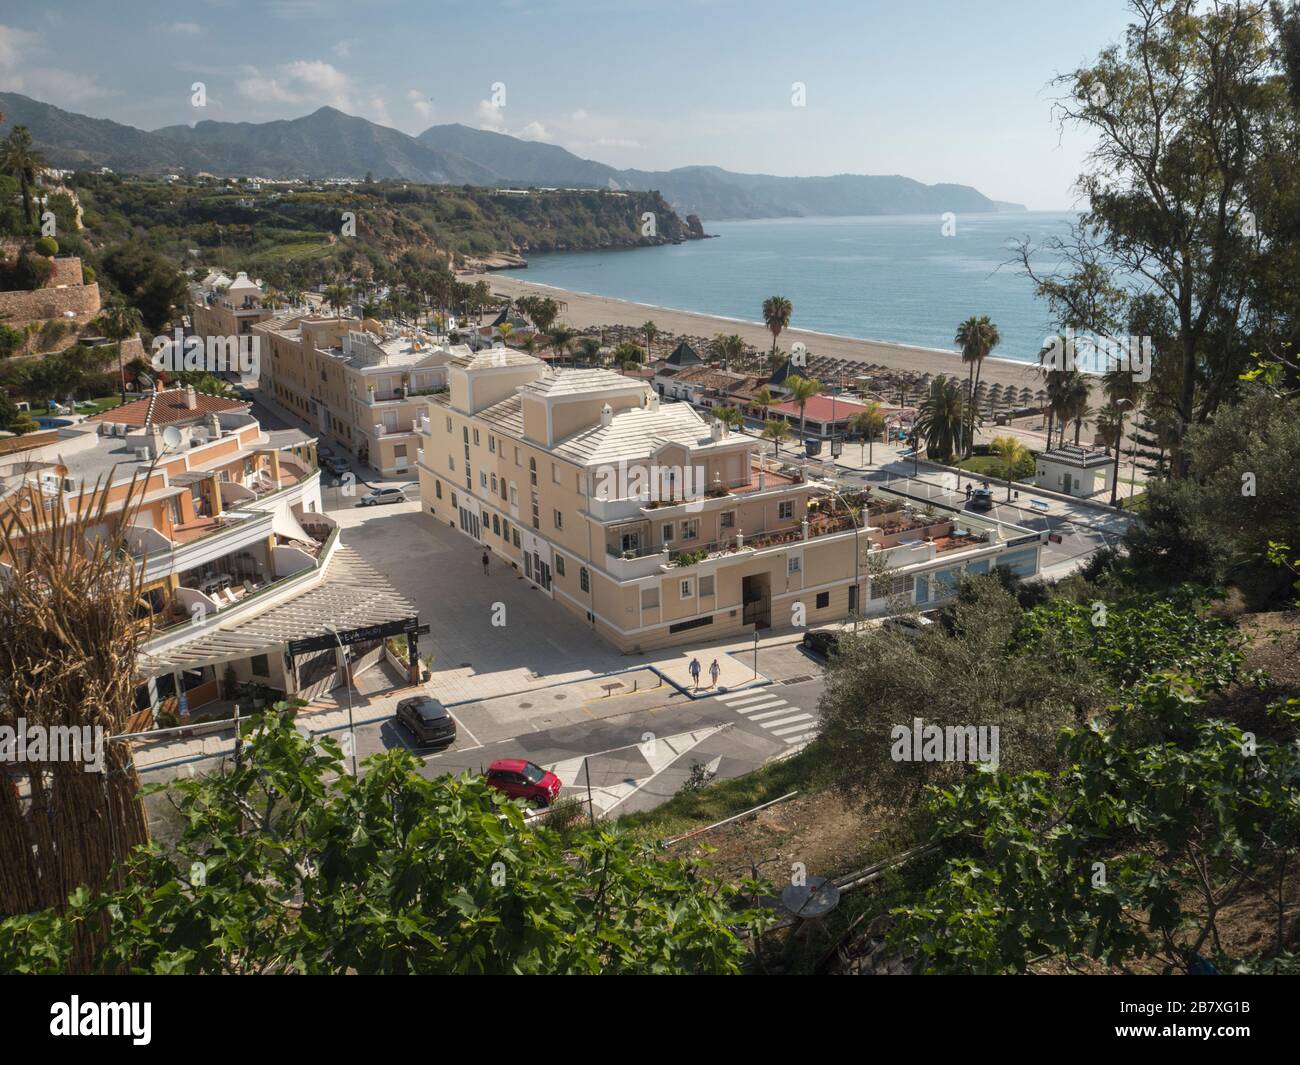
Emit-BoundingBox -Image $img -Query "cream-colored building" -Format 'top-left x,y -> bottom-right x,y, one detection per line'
253,316 -> 456,477
416,350 -> 1045,652
190,270 -> 273,343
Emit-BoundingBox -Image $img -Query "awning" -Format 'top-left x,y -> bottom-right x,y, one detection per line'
138,545 -> 418,676
272,506 -> 312,543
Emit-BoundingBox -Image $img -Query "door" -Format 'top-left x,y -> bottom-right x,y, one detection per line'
621,530 -> 641,554
742,574 -> 771,629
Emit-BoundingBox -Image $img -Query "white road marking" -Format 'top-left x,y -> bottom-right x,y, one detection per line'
714,688 -> 774,704
732,699 -> 788,715
757,713 -> 814,729
770,718 -> 816,736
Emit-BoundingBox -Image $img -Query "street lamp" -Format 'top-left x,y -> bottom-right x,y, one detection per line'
822,485 -> 863,633
327,626 -> 358,777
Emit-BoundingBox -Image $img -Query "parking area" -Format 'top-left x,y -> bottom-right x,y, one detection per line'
326,503 -> 635,703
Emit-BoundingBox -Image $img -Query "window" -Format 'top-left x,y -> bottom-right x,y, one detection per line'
699,575 -> 715,597
529,458 -> 537,486
435,481 -> 442,499
488,435 -> 496,454
720,510 -> 735,529
579,568 -> 589,593
451,492 -> 458,509
492,514 -> 501,535
394,444 -> 407,459
491,473 -> 498,493
502,519 -> 510,540
681,519 -> 698,540
778,500 -> 794,520
480,471 -> 487,489
512,529 -> 520,548
641,586 -> 659,609
531,499 -> 540,529
662,523 -> 674,543
251,654 -> 269,677
679,578 -> 694,599
473,429 -> 480,446
499,478 -> 507,501
514,446 -> 520,466
553,509 -> 563,530
463,426 -> 469,442
552,463 -> 562,485
448,455 -> 455,471
555,556 -> 566,577
815,591 -> 829,609
510,485 -> 518,506
446,416 -> 453,433
788,555 -> 802,575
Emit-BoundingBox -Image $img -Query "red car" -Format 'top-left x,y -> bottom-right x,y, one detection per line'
486,759 -> 563,807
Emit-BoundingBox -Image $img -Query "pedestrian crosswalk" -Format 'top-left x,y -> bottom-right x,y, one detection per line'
712,686 -> 818,750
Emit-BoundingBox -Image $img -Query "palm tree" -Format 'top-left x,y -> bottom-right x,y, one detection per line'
954,315 -> 1000,456
1059,371 -> 1091,445
762,296 -> 793,365
762,419 -> 789,455
574,336 -> 601,366
711,332 -> 746,368
714,406 -> 744,431
785,374 -> 822,452
1102,366 -> 1142,507
752,386 -> 776,422
1,126 -> 47,229
913,375 -> 965,463
97,297 -> 143,402
991,434 -> 1030,501
852,402 -> 887,465
323,283 -> 352,315
496,322 -> 514,343
548,326 -> 576,364
641,321 -> 659,361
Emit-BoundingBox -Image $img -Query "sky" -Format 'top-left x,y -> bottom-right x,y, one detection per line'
0,0 -> 1141,209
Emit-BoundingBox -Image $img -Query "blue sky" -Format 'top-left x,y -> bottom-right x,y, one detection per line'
0,0 -> 1139,208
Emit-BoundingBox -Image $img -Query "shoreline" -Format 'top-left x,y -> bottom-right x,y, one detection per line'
472,273 -> 1059,393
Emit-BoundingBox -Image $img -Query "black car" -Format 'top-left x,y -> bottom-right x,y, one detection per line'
396,696 -> 457,747
967,485 -> 994,511
801,629 -> 841,659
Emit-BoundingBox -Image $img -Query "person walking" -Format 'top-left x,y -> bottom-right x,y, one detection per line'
688,657 -> 702,690
708,658 -> 721,688
481,550 -> 490,575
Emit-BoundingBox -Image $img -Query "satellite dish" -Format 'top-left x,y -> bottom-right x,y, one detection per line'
162,426 -> 183,450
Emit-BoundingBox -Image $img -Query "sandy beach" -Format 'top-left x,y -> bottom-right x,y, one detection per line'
474,273 -> 1055,393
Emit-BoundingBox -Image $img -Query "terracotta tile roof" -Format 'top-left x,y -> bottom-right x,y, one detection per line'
771,394 -> 869,422
85,388 -> 247,430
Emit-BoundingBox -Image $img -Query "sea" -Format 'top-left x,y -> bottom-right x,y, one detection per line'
520,211 -> 1078,366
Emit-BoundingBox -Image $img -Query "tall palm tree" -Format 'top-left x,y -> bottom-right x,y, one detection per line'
1102,366 -> 1142,507
784,374 -> 822,451
714,406 -> 744,431
752,386 -> 776,422
991,434 -> 1030,501
323,283 -> 352,316
1059,371 -> 1091,445
548,326 -> 576,364
641,320 -> 659,361
574,336 -> 601,366
852,402 -> 887,465
762,295 -> 792,365
98,298 -> 143,402
913,375 -> 965,463
762,418 -> 789,455
1,126 -> 47,229
954,315 -> 1000,456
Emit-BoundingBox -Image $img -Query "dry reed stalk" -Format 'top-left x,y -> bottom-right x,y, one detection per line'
0,470 -> 153,967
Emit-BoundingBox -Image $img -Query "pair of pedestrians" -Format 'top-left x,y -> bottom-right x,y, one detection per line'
688,656 -> 721,690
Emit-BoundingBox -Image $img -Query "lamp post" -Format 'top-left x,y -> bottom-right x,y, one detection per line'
328,626 -> 358,777
823,485 -> 863,633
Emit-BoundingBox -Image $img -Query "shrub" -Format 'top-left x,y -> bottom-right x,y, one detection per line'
34,236 -> 59,257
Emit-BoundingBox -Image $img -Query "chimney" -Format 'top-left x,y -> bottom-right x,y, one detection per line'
710,420 -> 723,441
207,411 -> 222,438
600,403 -> 613,427
184,385 -> 198,410
646,392 -> 659,411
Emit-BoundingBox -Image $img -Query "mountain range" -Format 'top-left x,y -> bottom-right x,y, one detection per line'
0,91 -> 1024,221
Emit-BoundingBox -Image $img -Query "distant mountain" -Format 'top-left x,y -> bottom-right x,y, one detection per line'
153,107 -> 497,185
419,123 -> 1023,219
0,92 -> 1025,220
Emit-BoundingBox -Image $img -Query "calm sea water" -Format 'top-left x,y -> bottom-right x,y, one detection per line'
522,211 -> 1076,365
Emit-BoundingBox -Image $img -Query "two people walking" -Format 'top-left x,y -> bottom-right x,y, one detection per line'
688,656 -> 722,690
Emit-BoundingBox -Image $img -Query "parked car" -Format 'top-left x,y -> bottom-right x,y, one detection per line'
322,456 -> 351,476
395,696 -> 457,748
485,759 -> 563,807
360,486 -> 407,506
317,444 -> 334,459
801,628 -> 842,659
966,484 -> 994,511
882,613 -> 937,638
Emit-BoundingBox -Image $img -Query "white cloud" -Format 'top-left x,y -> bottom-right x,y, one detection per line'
0,23 -> 116,105
518,121 -> 551,142
0,23 -> 37,67
236,60 -> 390,125
333,40 -> 351,58
407,89 -> 434,121
475,99 -> 506,133
170,22 -> 203,36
